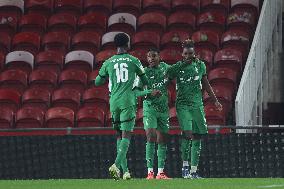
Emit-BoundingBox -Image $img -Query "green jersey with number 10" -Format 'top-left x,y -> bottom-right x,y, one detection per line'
99,53 -> 145,111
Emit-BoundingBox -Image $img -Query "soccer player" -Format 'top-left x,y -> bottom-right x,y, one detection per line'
137,49 -> 171,179
95,33 -> 151,180
167,39 -> 222,179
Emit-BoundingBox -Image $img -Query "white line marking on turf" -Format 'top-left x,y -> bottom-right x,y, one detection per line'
257,185 -> 284,188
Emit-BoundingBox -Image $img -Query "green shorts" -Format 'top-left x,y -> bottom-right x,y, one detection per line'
143,107 -> 170,134
111,106 -> 136,132
176,105 -> 207,134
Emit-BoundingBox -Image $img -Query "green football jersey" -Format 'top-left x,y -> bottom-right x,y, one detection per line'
99,53 -> 145,111
142,62 -> 170,112
168,59 -> 207,109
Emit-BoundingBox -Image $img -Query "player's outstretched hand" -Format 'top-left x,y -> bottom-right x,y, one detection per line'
151,89 -> 162,97
214,101 -> 223,111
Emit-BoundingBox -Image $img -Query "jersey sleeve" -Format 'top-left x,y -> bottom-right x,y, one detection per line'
98,61 -> 108,78
134,58 -> 145,76
200,61 -> 207,76
167,61 -> 185,79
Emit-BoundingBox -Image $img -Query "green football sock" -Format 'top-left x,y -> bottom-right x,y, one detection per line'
157,143 -> 167,169
115,138 -> 130,168
146,142 -> 155,168
191,139 -> 201,167
117,139 -> 128,173
180,138 -> 191,162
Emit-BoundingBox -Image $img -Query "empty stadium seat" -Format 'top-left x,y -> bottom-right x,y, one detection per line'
102,31 -> 130,50
12,32 -> 41,55
197,11 -> 226,36
42,31 -> 70,54
160,49 -> 182,65
204,102 -> 226,125
71,31 -> 101,55
0,88 -> 21,112
64,50 -> 94,74
136,107 -> 143,127
35,50 -> 64,74
95,49 -> 116,67
0,13 -> 17,35
54,0 -> 82,17
24,0 -> 53,17
48,13 -> 77,35
129,49 -> 148,65
142,0 -> 171,15
214,48 -> 243,75
191,30 -> 219,53
0,32 -> 10,55
19,13 -> 47,35
108,13 -> 137,35
83,0 -> 112,16
0,108 -> 14,129
171,0 -> 199,15
77,106 -> 105,127
231,0 -> 259,17
78,13 -> 107,35
15,107 -> 45,128
83,87 -> 109,112
168,83 -> 176,107
22,88 -> 51,111
169,107 -> 178,127
59,69 -> 87,94
195,48 -> 214,72
200,0 -> 230,15
52,88 -> 81,112
5,51 -> 34,74
161,31 -> 190,51
0,52 -> 4,70
0,69 -> 27,94
132,31 -> 160,50
45,107 -> 74,128
29,69 -> 58,92
137,12 -> 166,36
0,0 -> 24,18
167,12 -> 196,34
208,67 -> 238,92
113,0 -> 141,17
88,70 -> 99,85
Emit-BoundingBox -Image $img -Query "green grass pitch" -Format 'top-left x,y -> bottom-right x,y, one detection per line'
0,178 -> 284,189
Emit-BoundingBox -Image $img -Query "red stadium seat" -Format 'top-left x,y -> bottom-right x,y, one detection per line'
200,0 -> 230,15
35,50 -> 64,74
160,49 -> 182,65
48,13 -> 77,35
0,13 -> 18,36
191,30 -> 219,53
18,13 -> 47,35
0,108 -> 14,129
221,29 -> 250,60
214,48 -> 243,75
171,0 -> 199,15
95,49 -> 116,67
132,31 -> 160,50
142,0 -> 171,15
71,31 -> 101,55
108,13 -> 137,35
12,32 -> 41,55
64,50 -> 94,74
195,48 -> 214,72
113,0 -> 141,17
197,11 -> 226,37
101,32 -> 130,50
208,67 -> 238,93
161,31 -> 190,51
106,111 -> 112,127
168,12 -> 196,35
0,32 -> 10,55
5,51 -> 34,74
54,0 -> 82,17
136,107 -> 143,127
129,49 -> 148,66
227,10 -> 257,38
0,69 -> 27,94
168,83 -> 176,107
83,87 -> 109,112
45,107 -> 74,128
42,31 -> 70,54
83,0 -> 112,16
0,0 -> 23,18
25,0 -> 53,18
137,12 -> 166,36
15,107 -> 45,128
0,88 -> 21,112
231,0 -> 259,17
52,88 -> 81,112
78,13 -> 107,35
22,88 -> 51,111
77,106 -> 105,127
0,52 -> 4,70
204,103 -> 226,125
88,70 -> 99,85
29,69 -> 58,92
169,107 -> 178,127
59,69 -> 87,94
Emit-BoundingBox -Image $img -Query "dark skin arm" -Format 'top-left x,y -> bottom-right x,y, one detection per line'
202,76 -> 222,111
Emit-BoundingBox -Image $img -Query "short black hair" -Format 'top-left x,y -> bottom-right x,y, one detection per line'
114,33 -> 129,47
148,47 -> 160,53
182,39 -> 195,49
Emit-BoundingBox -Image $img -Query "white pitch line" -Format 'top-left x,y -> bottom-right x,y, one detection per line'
257,185 -> 284,188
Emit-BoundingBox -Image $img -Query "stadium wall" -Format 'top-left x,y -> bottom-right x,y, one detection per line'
235,0 -> 283,126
